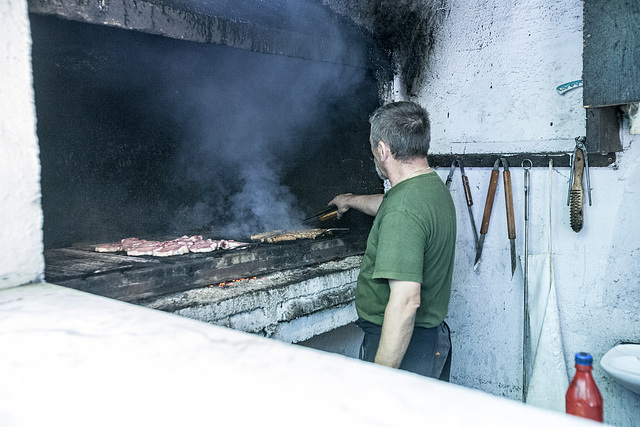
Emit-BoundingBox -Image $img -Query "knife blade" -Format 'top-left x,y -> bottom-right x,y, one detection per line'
474,159 -> 501,271
502,159 -> 516,277
445,161 -> 457,189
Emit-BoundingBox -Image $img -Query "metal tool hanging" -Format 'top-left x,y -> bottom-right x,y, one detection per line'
566,137 -> 592,232
445,158 -> 480,252
521,159 -> 532,402
474,157 -> 517,277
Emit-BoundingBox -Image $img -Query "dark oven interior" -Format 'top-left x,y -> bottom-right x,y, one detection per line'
30,2 -> 386,301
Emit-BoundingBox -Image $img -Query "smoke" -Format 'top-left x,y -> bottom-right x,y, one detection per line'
142,14 -> 365,237
32,6 -> 371,247
226,159 -> 304,236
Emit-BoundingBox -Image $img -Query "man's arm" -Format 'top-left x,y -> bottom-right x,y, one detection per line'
374,279 -> 421,368
328,193 -> 383,218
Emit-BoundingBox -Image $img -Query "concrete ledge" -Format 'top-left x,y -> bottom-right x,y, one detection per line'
0,282 -> 593,426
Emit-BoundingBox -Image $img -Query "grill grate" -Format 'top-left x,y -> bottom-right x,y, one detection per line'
44,232 -> 366,303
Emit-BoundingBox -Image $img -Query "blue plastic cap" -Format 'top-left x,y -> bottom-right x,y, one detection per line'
575,352 -> 593,366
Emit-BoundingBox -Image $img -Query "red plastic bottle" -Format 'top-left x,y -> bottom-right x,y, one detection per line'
566,352 -> 603,422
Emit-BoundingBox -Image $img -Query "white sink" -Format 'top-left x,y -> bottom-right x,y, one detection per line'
600,344 -> 640,394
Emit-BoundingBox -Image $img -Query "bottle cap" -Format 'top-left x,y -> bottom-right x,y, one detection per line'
575,352 -> 593,366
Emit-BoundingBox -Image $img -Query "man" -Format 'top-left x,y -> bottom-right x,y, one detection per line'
329,101 -> 456,380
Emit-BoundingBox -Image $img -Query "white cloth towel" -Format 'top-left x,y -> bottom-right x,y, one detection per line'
522,160 -> 568,412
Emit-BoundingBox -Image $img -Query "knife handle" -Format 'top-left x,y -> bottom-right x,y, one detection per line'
480,169 -> 500,235
318,210 -> 338,221
572,148 -> 585,190
503,170 -> 516,240
462,176 -> 473,207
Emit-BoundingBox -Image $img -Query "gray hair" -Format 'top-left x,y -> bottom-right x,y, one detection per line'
369,101 -> 431,161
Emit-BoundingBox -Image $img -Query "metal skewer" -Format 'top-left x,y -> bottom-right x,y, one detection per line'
521,159 -> 532,402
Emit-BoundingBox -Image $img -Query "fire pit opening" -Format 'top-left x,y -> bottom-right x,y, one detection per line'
30,2 -> 387,318
31,12 -> 383,250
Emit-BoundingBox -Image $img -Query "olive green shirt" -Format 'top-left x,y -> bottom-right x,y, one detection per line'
355,172 -> 456,328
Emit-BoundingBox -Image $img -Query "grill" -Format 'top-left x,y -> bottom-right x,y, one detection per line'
44,231 -> 367,303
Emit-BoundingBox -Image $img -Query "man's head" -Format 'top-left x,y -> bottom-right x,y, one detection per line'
369,101 -> 431,162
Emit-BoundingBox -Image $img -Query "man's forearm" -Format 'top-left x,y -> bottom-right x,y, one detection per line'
374,280 -> 420,368
329,193 -> 383,218
350,194 -> 383,216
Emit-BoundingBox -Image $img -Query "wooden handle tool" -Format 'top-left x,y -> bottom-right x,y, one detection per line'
570,148 -> 585,232
502,159 -> 517,277
462,176 -> 473,207
474,163 -> 500,270
503,170 -> 516,241
480,169 -> 500,235
475,157 -> 517,276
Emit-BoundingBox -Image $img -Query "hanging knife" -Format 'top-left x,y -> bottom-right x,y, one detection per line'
446,159 -> 479,251
474,159 -> 501,271
502,158 -> 517,277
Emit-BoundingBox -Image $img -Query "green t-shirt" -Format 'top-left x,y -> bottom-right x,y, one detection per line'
355,172 -> 456,328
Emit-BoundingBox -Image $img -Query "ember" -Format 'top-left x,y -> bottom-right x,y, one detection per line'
214,276 -> 261,288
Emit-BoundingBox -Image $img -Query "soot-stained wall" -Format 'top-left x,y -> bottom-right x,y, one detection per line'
31,14 -> 381,249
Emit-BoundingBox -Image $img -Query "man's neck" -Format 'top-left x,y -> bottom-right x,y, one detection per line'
387,158 -> 431,187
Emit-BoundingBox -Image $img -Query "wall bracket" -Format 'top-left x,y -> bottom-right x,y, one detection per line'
429,152 -> 616,169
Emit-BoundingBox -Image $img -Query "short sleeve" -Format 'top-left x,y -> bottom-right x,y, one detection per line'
371,210 -> 425,283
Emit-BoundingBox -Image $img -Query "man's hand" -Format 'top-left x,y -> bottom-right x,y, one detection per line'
328,193 -> 354,219
328,193 -> 383,218
374,280 -> 421,369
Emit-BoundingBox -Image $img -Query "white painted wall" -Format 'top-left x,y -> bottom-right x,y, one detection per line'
407,0 -> 640,424
422,0 -> 585,155
0,0 -> 44,289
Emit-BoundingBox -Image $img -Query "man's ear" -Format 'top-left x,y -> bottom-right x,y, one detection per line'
378,140 -> 390,161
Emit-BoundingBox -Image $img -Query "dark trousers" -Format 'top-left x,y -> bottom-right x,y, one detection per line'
356,318 -> 451,381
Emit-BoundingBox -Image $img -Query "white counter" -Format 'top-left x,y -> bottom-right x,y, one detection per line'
0,283 -> 596,426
